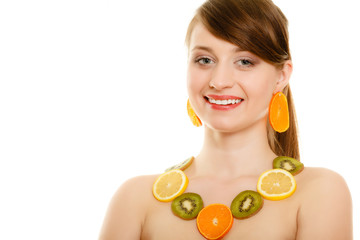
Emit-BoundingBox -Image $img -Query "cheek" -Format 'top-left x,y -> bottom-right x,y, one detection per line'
243,71 -> 278,108
256,80 -> 275,99
187,66 -> 208,96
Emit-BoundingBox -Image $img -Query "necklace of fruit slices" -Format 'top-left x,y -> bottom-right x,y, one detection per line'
152,156 -> 304,240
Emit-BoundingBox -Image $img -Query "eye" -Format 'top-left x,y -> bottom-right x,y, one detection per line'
236,59 -> 253,66
195,57 -> 215,65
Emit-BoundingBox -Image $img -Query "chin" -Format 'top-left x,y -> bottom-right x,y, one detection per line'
204,116 -> 267,134
205,121 -> 243,133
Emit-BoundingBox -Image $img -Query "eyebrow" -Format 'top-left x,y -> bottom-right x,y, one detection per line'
191,45 -> 246,54
191,46 -> 214,54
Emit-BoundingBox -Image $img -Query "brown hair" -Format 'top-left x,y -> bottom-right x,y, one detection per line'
185,0 -> 300,160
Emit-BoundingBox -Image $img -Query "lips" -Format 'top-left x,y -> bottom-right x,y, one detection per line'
205,94 -> 244,110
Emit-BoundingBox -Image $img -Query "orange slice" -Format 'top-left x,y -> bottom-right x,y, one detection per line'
269,92 -> 289,133
196,204 -> 234,240
152,169 -> 188,202
187,99 -> 202,127
257,169 -> 296,201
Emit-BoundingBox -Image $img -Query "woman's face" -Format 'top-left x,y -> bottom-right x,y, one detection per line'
187,23 -> 291,132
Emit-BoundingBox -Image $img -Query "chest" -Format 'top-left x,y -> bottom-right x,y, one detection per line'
142,196 -> 298,240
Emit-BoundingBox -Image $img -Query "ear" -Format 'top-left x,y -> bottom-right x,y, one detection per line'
274,60 -> 293,93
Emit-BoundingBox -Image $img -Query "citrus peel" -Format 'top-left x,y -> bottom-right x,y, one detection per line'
196,203 -> 233,240
257,169 -> 296,201
152,169 -> 188,202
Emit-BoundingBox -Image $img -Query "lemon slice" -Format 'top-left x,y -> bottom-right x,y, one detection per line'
152,169 -> 189,202
257,169 -> 296,201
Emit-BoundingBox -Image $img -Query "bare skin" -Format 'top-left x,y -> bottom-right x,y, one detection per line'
99,23 -> 352,239
99,163 -> 352,239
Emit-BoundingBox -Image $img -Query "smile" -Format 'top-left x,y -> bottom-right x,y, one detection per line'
208,98 -> 242,105
205,95 -> 244,110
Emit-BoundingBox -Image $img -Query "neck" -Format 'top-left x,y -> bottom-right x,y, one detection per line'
194,120 -> 277,179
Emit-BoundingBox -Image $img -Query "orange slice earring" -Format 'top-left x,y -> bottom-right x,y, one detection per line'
269,92 -> 289,133
187,99 -> 202,127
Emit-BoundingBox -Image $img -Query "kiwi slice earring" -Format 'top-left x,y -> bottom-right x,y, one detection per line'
269,92 -> 289,133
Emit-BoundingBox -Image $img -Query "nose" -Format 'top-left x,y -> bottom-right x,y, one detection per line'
209,62 -> 235,90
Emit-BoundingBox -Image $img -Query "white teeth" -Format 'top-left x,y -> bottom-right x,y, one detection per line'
208,98 -> 242,105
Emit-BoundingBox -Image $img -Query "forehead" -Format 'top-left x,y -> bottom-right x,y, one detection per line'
189,23 -> 241,53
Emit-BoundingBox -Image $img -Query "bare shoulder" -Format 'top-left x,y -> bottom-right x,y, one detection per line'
117,174 -> 159,197
110,174 -> 160,214
99,174 -> 160,240
295,167 -> 353,239
297,167 -> 352,211
298,167 -> 350,195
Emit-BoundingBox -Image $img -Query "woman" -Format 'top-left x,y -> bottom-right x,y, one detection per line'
99,0 -> 352,239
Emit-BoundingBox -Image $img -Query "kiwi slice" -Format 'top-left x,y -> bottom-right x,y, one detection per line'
171,192 -> 203,220
273,156 -> 304,176
230,190 -> 263,219
165,156 -> 194,172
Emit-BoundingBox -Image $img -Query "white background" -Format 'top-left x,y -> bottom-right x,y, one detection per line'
0,0 -> 359,239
